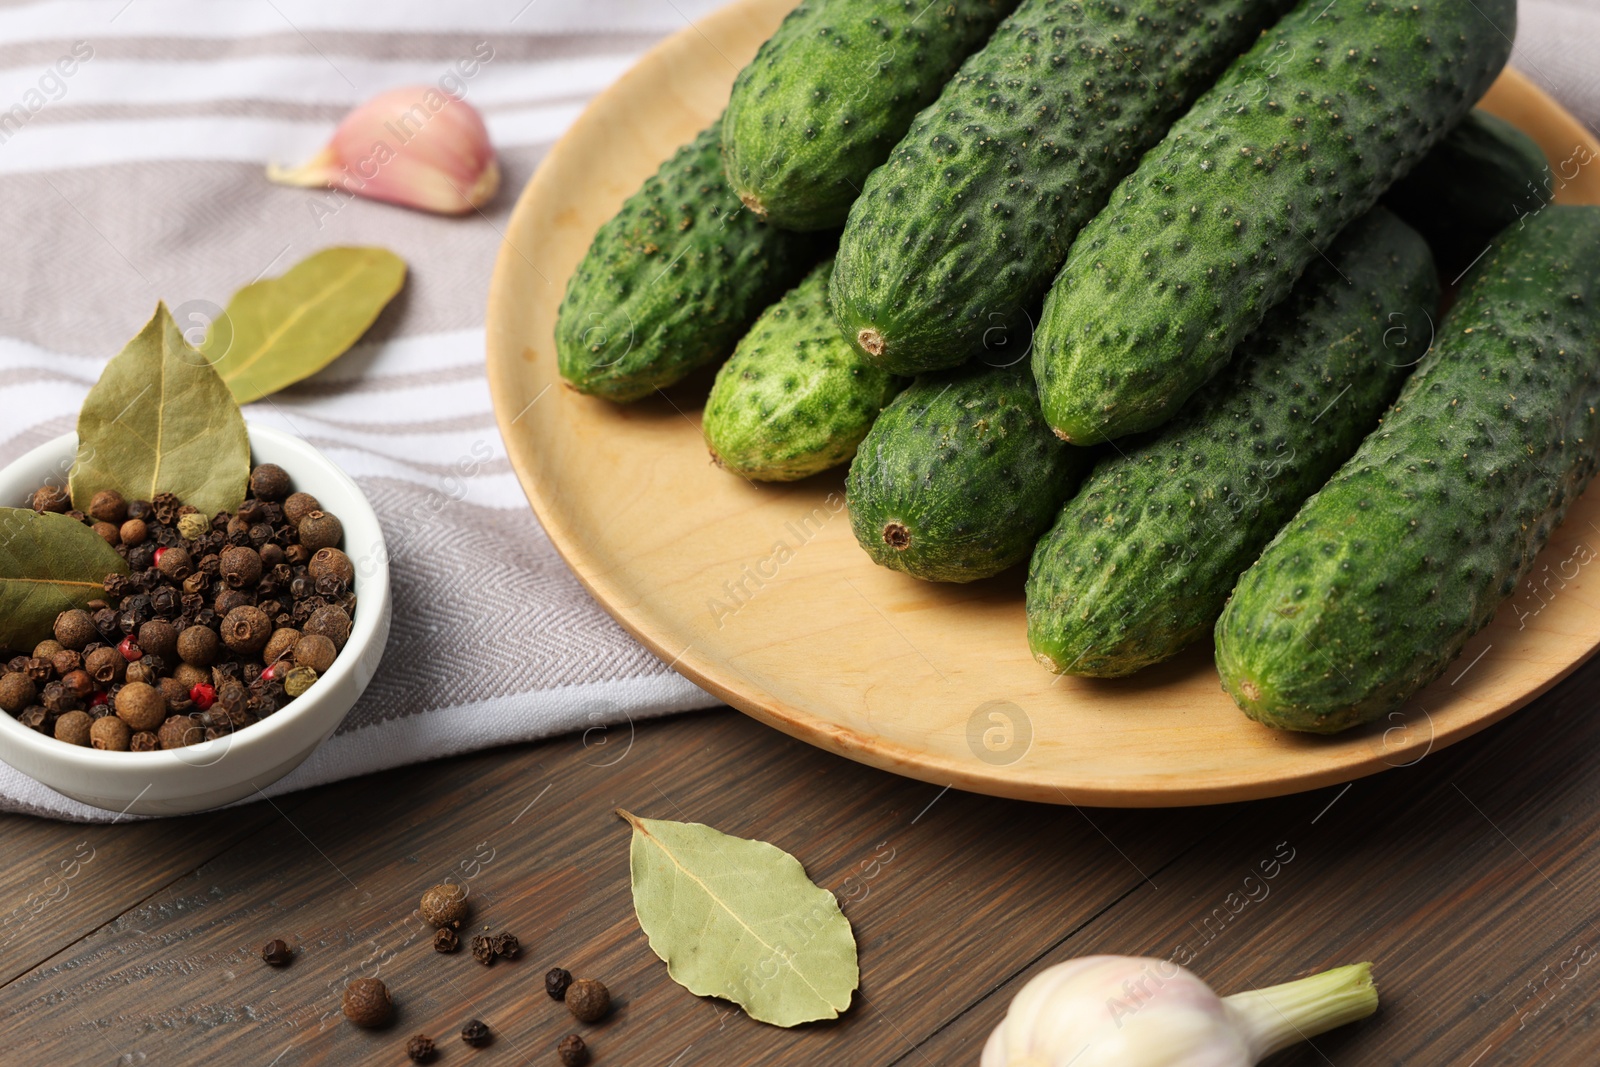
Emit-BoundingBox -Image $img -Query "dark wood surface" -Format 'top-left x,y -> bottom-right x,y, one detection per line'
4,655 -> 1600,1065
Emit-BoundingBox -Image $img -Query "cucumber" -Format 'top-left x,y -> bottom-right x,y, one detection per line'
723,0 -> 1017,232
1385,109 -> 1552,279
555,118 -> 825,402
1033,0 -> 1516,444
1027,208 -> 1436,677
1215,205 -> 1600,734
846,362 -> 1088,581
703,259 -> 903,481
830,0 -> 1296,375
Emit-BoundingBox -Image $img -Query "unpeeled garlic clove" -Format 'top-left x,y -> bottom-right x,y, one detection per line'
268,86 -> 499,215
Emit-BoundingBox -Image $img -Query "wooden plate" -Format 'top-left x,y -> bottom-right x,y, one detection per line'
486,0 -> 1600,806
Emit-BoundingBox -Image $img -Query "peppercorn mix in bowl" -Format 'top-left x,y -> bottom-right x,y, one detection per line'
0,425 -> 390,815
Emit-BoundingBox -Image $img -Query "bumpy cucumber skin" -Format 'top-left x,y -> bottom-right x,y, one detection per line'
1215,206 -> 1600,734
1386,109 -> 1552,278
703,260 -> 903,481
1026,209 -> 1437,678
846,363 -> 1088,581
723,0 -> 1017,232
830,0 -> 1295,375
555,119 -> 824,402
1034,0 -> 1516,444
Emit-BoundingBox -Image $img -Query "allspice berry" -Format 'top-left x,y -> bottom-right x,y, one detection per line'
53,609 -> 97,650
293,634 -> 337,674
85,646 -> 125,684
92,521 -> 121,546
214,589 -> 255,616
262,628 -> 300,666
120,518 -> 148,546
219,545 -> 263,589
341,977 -> 393,1029
173,663 -> 210,692
298,510 -> 344,553
0,672 -> 37,713
557,1034 -> 590,1067
33,639 -> 63,659
115,681 -> 166,732
221,606 -> 272,655
176,624 -> 220,667
308,547 -> 355,587
159,714 -> 203,749
50,649 -> 81,676
31,485 -> 70,513
158,676 -> 194,713
90,715 -> 131,751
155,545 -> 193,581
303,605 -> 353,650
249,463 -> 292,501
54,710 -> 92,746
419,883 -> 469,929
566,979 -> 611,1023
137,619 -> 178,663
283,491 -> 321,526
125,660 -> 158,687
87,489 -> 127,524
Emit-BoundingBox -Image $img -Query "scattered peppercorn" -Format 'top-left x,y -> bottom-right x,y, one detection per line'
493,932 -> 520,960
130,730 -> 159,752
433,927 -> 460,953
406,1033 -> 437,1064
557,1034 -> 590,1067
261,939 -> 293,966
54,710 -> 92,746
419,883 -> 469,929
89,715 -> 131,751
566,979 -> 611,1023
460,1020 -> 491,1048
342,977 -> 393,1028
545,967 -> 573,1001
470,934 -> 496,966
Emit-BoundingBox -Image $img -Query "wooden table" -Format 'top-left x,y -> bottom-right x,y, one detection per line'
3,654 -> 1599,1066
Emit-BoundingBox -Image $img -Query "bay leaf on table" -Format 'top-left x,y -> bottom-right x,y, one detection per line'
619,809 -> 858,1027
203,246 -> 407,403
70,303 -> 251,518
0,508 -> 128,649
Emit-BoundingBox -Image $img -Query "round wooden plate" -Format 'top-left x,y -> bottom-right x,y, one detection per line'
487,0 -> 1600,807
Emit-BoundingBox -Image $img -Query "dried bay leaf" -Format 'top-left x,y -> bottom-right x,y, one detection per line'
0,508 -> 128,649
71,303 -> 250,518
204,246 -> 406,403
619,809 -> 858,1027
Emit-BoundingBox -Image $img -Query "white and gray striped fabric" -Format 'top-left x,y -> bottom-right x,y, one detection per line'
0,0 -> 1593,820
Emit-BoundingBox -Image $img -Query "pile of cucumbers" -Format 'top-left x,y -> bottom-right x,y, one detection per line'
557,0 -> 1600,737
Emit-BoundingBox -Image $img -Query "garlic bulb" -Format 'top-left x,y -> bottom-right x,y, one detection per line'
981,956 -> 1377,1066
268,86 -> 499,215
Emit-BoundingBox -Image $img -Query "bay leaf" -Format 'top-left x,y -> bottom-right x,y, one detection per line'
619,809 -> 858,1027
71,303 -> 251,518
203,246 -> 407,403
0,508 -> 128,649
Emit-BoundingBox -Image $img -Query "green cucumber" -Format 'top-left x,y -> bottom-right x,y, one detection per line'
1026,208 -> 1436,677
846,362 -> 1088,581
1034,0 -> 1516,444
703,259 -> 903,481
830,0 -> 1296,375
1215,205 -> 1600,734
723,0 -> 1017,232
1385,109 -> 1552,279
555,118 -> 824,402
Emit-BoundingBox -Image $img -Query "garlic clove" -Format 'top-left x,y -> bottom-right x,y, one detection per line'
268,85 -> 499,216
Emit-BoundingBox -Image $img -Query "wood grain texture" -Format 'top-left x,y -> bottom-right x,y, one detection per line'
484,0 -> 1600,806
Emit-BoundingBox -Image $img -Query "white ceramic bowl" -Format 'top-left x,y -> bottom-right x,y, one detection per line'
0,424 -> 390,816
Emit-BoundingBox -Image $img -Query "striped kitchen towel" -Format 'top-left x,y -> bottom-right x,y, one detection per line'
0,0 -> 1592,820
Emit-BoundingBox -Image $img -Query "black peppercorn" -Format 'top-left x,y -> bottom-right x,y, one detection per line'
50,649 -> 81,677
566,979 -> 611,1023
460,1020 -> 491,1048
30,485 -> 69,513
17,706 -> 47,733
261,939 -> 292,966
432,927 -> 459,953
557,1034 -> 590,1067
342,977 -> 393,1029
41,681 -> 80,715
545,967 -> 572,1001
406,1034 -> 436,1064
470,934 -> 496,966
130,729 -> 159,752
493,933 -> 520,960
149,585 -> 180,617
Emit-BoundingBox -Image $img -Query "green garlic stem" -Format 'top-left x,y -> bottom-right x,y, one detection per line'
1221,962 -> 1379,1062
